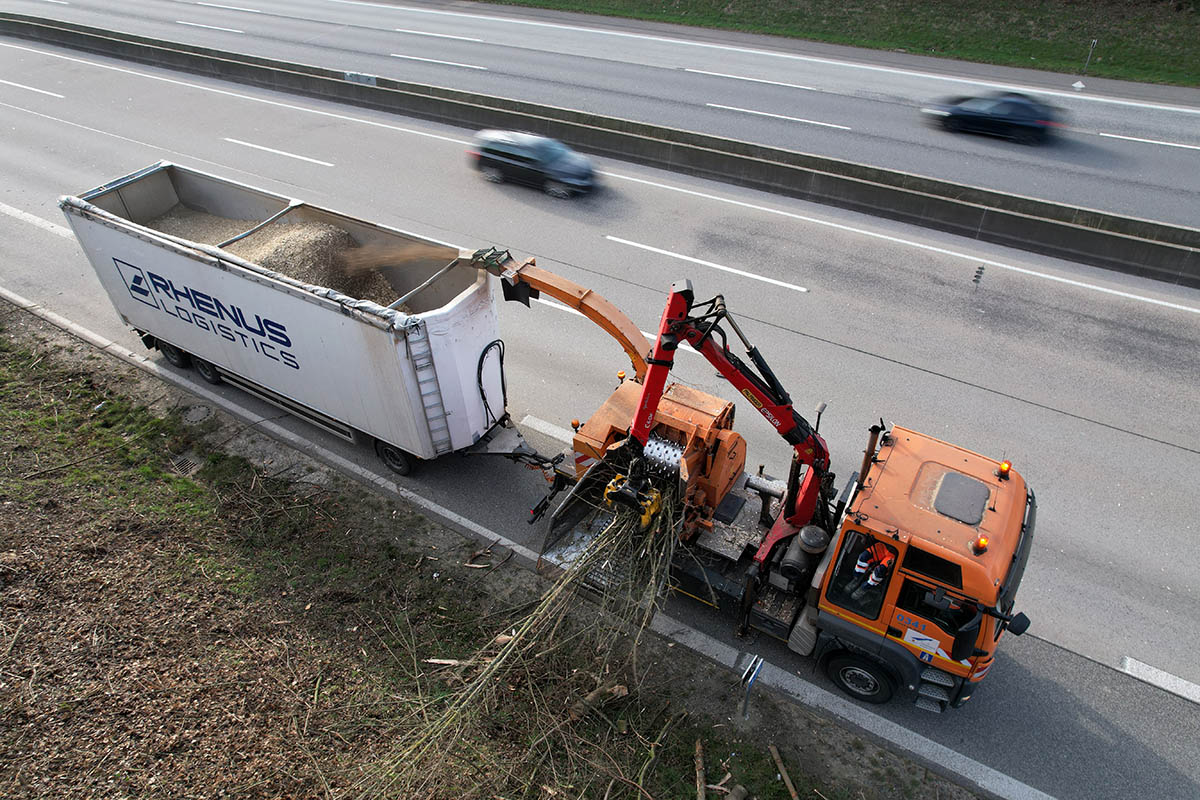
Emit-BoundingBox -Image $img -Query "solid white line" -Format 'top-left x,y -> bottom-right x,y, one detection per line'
4,41 -> 1193,318
0,78 -> 64,98
394,28 -> 482,42
686,68 -> 815,92
606,235 -> 810,293
651,613 -> 1058,800
176,21 -> 244,33
708,102 -> 850,130
603,174 -> 1200,315
35,0 -> 68,4
390,53 -> 487,70
223,138 -> 333,165
1121,657 -> 1200,704
0,203 -> 74,238
519,414 -> 575,444
195,2 -> 261,12
324,1 -> 1200,117
1095,131 -> 1200,151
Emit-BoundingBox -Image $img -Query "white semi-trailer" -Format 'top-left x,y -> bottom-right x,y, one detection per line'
60,161 -> 533,474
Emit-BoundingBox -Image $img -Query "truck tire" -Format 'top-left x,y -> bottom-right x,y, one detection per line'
158,341 -> 191,369
193,357 -> 223,385
825,653 -> 895,704
374,440 -> 415,476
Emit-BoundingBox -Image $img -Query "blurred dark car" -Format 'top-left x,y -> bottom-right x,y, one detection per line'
468,130 -> 595,197
921,91 -> 1064,145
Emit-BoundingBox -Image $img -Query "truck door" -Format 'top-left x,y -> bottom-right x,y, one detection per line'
821,529 -> 900,649
888,578 -> 978,669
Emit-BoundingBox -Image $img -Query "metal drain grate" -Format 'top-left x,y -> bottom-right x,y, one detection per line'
169,451 -> 203,477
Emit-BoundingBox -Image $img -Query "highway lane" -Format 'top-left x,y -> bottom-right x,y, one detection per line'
7,0 -> 1200,225
1,39 -> 1198,799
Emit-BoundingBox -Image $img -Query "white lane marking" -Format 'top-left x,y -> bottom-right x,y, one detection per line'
325,1 -> 1200,117
34,0 -> 68,4
604,174 -> 1200,315
686,68 -> 815,92
390,53 -> 487,70
1121,657 -> 1200,705
0,42 -> 468,147
3,41 -> 1193,318
606,235 -> 810,293
195,2 -> 261,12
0,78 -> 64,98
223,138 -> 334,165
1094,131 -> 1200,151
651,613 -> 1058,800
519,414 -> 575,444
708,102 -> 850,130
0,203 -> 74,238
176,21 -> 244,33
394,28 -> 482,42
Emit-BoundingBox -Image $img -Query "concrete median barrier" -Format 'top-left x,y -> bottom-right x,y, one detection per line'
3,12 -> 1195,287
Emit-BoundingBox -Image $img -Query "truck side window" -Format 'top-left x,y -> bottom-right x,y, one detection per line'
896,580 -> 976,635
825,532 -> 898,621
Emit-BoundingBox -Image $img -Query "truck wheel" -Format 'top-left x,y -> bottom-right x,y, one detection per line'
193,357 -> 223,385
825,653 -> 895,704
158,341 -> 191,369
374,440 -> 415,476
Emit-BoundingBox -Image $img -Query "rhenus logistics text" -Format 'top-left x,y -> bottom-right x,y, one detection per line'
115,258 -> 300,370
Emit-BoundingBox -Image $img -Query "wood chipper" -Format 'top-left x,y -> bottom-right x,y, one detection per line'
470,253 -> 1036,712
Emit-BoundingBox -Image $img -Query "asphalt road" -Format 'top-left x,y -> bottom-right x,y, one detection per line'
1,35 -> 1198,800
7,0 -> 1200,225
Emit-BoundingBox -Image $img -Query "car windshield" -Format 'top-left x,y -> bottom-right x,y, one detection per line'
537,139 -> 570,161
958,98 -> 1002,113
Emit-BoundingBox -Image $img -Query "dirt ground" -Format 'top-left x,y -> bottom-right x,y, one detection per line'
0,301 -> 980,800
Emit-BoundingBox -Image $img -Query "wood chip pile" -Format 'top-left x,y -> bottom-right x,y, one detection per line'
146,205 -> 398,306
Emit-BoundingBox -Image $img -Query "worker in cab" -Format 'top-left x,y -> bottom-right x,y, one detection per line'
848,541 -> 896,607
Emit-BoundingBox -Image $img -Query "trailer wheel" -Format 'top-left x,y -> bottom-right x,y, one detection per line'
825,653 -> 895,704
374,440 -> 415,476
193,357 -> 223,385
158,341 -> 191,369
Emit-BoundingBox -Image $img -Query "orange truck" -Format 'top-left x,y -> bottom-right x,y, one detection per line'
469,253 -> 1035,711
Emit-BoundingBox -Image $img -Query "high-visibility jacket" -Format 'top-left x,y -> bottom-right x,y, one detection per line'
854,542 -> 895,576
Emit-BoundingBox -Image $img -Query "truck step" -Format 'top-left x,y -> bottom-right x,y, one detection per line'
919,667 -> 956,687
914,695 -> 945,713
917,683 -> 951,703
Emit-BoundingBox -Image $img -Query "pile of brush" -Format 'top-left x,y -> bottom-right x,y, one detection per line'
356,472 -> 681,799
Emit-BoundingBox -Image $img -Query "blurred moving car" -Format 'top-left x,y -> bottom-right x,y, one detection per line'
468,130 -> 596,197
920,91 -> 1063,145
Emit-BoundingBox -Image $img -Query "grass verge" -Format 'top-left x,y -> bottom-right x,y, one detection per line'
0,306 -> 979,799
490,0 -> 1200,86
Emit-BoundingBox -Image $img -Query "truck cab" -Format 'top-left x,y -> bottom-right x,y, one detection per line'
812,426 -> 1035,711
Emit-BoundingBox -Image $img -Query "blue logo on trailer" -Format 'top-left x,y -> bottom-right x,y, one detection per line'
114,258 -> 160,309
110,257 -> 300,371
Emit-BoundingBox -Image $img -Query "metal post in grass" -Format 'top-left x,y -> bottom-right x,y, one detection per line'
1083,39 -> 1098,75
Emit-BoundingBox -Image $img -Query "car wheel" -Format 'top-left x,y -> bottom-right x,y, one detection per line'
544,180 -> 572,199
374,439 -> 415,476
942,117 -> 962,133
193,357 -> 223,385
825,653 -> 895,704
481,165 -> 504,183
1016,128 -> 1045,146
158,341 -> 191,369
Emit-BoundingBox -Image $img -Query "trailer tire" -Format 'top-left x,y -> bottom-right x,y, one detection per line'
193,357 -> 223,385
825,653 -> 895,704
374,440 -> 415,476
158,341 -> 191,369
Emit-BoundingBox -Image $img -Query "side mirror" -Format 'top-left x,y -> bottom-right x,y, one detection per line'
951,608 -> 983,661
1006,612 -> 1030,636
